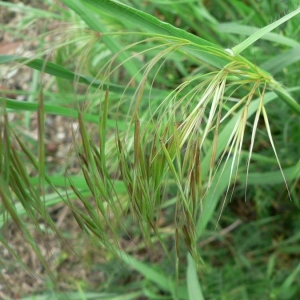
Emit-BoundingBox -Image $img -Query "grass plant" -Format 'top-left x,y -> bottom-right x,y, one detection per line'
0,0 -> 300,299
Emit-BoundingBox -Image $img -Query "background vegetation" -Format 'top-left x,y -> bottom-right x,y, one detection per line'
0,0 -> 300,299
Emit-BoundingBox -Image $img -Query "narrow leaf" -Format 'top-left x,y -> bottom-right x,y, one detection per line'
187,254 -> 205,300
232,6 -> 300,54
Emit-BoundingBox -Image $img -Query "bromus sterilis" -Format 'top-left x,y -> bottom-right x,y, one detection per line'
0,0 -> 300,298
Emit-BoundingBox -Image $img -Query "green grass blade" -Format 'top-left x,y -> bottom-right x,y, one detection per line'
260,46 -> 300,75
0,97 -> 122,128
119,252 -> 174,293
82,0 -> 215,46
232,6 -> 300,54
196,159 -> 233,238
239,162 -> 300,185
274,85 -> 300,116
81,0 -> 229,68
0,55 -> 130,94
20,291 -> 143,300
278,263 -> 300,297
0,55 -> 169,98
187,254 -> 204,300
218,23 -> 300,47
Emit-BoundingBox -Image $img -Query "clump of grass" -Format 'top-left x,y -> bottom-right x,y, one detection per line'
1,0 -> 300,299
